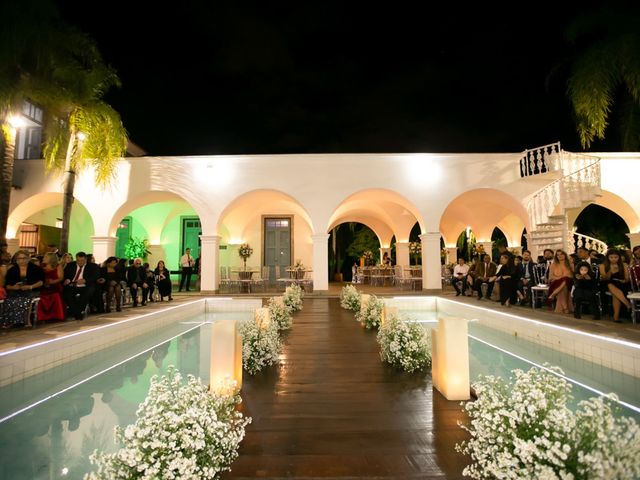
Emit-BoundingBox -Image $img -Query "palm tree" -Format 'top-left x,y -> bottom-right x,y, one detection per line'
566,3 -> 640,150
0,1 -> 127,250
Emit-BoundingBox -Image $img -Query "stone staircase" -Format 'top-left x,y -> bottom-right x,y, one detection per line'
520,143 -> 607,256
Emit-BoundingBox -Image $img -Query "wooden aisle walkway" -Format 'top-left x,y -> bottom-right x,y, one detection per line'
225,298 -> 468,479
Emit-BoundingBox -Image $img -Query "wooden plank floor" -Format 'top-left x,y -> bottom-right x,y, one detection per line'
225,298 -> 468,479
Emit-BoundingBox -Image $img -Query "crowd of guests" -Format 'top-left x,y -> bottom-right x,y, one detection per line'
0,244 -> 176,328
451,245 -> 640,323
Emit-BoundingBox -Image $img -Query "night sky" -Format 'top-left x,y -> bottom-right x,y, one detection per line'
55,1 -> 622,156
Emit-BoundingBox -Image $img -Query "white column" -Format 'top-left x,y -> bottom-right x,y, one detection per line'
200,235 -> 221,293
91,236 -> 117,264
312,233 -> 329,292
627,232 -> 640,249
445,247 -> 458,264
478,241 -> 493,260
379,247 -> 391,264
420,233 -> 442,291
396,241 -> 410,267
5,238 -> 19,255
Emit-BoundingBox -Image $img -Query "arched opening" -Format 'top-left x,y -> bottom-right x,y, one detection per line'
108,192 -> 207,272
217,189 -> 314,284
329,222 -> 381,282
574,204 -> 630,249
7,193 -> 95,255
439,189 -> 529,252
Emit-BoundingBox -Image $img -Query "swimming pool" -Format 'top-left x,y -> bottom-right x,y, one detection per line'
0,310 -> 253,480
393,299 -> 640,422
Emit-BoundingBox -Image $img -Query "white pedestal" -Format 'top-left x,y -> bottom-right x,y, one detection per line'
431,317 -> 470,401
210,320 -> 243,394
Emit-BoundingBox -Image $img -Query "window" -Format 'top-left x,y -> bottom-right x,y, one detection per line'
265,219 -> 289,228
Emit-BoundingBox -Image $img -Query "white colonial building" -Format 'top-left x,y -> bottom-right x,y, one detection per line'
6,143 -> 640,292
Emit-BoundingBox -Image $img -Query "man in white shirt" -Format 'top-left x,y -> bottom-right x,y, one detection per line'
179,248 -> 195,292
452,257 -> 470,296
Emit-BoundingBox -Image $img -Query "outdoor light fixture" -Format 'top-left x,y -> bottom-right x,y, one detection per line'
431,317 -> 470,401
55,218 -> 63,229
209,320 -> 243,395
7,114 -> 26,128
76,132 -> 87,141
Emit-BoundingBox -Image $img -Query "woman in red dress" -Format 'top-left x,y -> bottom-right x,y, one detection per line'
37,252 -> 66,322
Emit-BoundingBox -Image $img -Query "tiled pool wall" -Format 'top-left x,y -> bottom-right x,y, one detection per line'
383,296 -> 640,379
0,298 -> 263,388
435,298 -> 640,379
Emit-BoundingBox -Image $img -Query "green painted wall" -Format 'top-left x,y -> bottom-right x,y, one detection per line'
23,203 -> 93,255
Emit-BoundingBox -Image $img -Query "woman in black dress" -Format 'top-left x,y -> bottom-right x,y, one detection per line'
100,256 -> 124,312
154,260 -> 173,301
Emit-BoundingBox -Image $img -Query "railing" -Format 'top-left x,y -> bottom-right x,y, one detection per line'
527,154 -> 601,227
571,232 -> 608,254
519,142 -> 561,177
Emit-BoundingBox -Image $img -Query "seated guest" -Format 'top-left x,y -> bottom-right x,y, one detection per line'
63,252 -> 99,320
516,250 -> 536,305
473,254 -> 497,300
382,252 -> 392,266
154,260 -> 173,301
547,250 -> 573,314
143,263 -> 156,303
3,250 -> 44,327
37,253 -> 65,323
99,256 -> 123,312
126,258 -> 149,306
495,253 -> 517,306
466,256 -> 479,296
599,249 -> 632,323
452,257 -> 469,296
630,245 -> 640,291
573,261 -> 600,319
542,248 -> 555,282
576,246 -> 594,265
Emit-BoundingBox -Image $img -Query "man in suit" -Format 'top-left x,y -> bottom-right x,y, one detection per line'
126,258 -> 149,306
63,251 -> 99,320
516,249 -> 536,305
473,254 -> 497,300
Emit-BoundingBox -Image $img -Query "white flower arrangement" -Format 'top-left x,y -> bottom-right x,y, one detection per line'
377,314 -> 431,372
86,366 -> 250,480
238,243 -> 253,260
355,294 -> 384,329
238,318 -> 281,375
409,241 -> 421,255
293,259 -> 305,270
268,296 -> 293,330
456,365 -> 640,479
283,284 -> 304,313
340,284 -> 361,312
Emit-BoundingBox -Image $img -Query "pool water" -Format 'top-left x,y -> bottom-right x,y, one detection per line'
0,311 -> 251,480
403,310 -> 640,422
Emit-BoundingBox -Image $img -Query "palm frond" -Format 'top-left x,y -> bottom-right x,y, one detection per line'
567,39 -> 621,148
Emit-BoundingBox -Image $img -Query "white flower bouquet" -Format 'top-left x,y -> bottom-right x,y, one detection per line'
283,284 -> 304,313
377,314 -> 431,372
238,243 -> 253,260
268,297 -> 293,330
456,365 -> 640,479
409,241 -> 421,255
86,366 -> 250,480
355,294 -> 384,329
340,284 -> 361,312
238,318 -> 281,375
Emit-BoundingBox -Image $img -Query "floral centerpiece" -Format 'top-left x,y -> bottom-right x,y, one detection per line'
340,285 -> 361,312
238,318 -> 281,375
293,259 -> 305,279
86,366 -> 250,480
362,250 -> 374,266
409,241 -> 421,265
268,296 -> 293,330
283,284 -> 304,313
355,294 -> 384,330
377,314 -> 431,372
456,365 -> 640,479
238,243 -> 253,271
